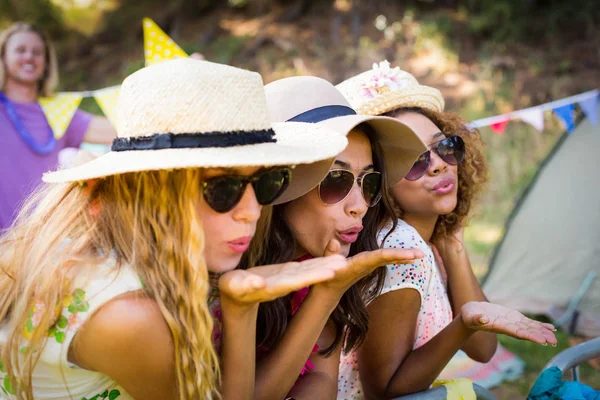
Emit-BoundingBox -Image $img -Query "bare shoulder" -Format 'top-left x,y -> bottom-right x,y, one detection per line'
70,291 -> 174,374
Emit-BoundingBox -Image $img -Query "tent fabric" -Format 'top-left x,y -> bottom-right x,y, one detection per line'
483,106 -> 600,337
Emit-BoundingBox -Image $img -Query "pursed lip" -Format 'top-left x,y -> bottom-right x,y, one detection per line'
227,236 -> 253,254
431,178 -> 456,194
431,177 -> 456,191
336,225 -> 363,244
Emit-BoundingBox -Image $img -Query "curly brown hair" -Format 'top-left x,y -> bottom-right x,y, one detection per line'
384,107 -> 489,240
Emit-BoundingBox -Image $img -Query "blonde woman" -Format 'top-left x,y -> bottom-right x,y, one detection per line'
0,22 -> 117,230
0,59 -> 350,399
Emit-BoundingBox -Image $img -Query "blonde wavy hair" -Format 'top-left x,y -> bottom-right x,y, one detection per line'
0,22 -> 59,97
0,169 -> 220,399
384,107 -> 489,240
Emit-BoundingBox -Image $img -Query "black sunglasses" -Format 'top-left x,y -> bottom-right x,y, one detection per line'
318,169 -> 382,207
202,168 -> 292,213
405,135 -> 465,181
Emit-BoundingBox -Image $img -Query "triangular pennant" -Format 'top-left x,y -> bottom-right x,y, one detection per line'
516,108 -> 545,131
93,85 -> 120,128
143,17 -> 187,66
490,117 -> 510,134
553,103 -> 575,133
38,92 -> 83,139
578,94 -> 599,125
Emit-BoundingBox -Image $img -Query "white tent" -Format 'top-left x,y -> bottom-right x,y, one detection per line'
483,107 -> 600,337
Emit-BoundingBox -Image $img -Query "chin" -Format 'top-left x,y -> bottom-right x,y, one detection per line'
206,255 -> 242,274
10,73 -> 42,85
437,204 -> 457,216
339,243 -> 351,257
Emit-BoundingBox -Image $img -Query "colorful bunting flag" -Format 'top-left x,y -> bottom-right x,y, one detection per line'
516,108 -> 545,131
553,104 -> 575,133
143,17 -> 188,66
471,89 -> 599,131
490,117 -> 510,134
38,92 -> 83,139
578,94 -> 599,126
93,86 -> 120,128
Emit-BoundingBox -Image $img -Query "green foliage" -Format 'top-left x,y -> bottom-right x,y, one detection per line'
0,0 -> 64,35
79,97 -> 103,116
203,35 -> 251,65
458,0 -> 600,43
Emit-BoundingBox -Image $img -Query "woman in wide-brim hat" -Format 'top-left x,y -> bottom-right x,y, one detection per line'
335,61 -> 557,399
239,75 -> 429,399
0,58 -> 352,400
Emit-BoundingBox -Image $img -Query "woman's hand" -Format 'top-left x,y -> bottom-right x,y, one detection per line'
316,239 -> 425,293
432,226 -> 465,259
461,301 -> 557,346
218,255 -> 347,306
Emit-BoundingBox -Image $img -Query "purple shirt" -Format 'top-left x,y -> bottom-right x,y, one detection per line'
0,95 -> 92,230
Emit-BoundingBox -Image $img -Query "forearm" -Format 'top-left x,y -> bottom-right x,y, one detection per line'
383,315 -> 474,397
444,247 -> 497,361
83,116 -> 117,145
444,244 -> 486,310
288,325 -> 341,400
220,301 -> 260,400
254,288 -> 340,400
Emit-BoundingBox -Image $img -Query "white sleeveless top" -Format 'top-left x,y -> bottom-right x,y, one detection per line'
0,259 -> 143,399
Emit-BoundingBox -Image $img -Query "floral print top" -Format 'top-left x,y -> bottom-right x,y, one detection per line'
0,260 -> 142,400
337,219 -> 454,400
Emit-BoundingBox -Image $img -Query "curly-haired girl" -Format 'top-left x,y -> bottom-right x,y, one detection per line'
335,61 -> 557,399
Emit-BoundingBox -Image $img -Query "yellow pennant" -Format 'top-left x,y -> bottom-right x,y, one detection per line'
93,85 -> 120,128
143,17 -> 188,66
38,92 -> 83,140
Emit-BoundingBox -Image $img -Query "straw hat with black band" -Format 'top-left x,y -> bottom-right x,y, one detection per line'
42,59 -> 348,205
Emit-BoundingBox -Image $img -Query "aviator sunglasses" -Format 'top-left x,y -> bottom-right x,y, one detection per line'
405,135 -> 465,181
202,167 -> 292,213
318,169 -> 382,207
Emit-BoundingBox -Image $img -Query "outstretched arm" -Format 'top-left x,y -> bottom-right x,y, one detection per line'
358,292 -> 557,399
218,255 -> 346,400
83,116 -> 117,145
252,241 -> 424,400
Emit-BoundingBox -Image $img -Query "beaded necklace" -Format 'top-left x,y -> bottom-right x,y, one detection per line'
0,91 -> 56,154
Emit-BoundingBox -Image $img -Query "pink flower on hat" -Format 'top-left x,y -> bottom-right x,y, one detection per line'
359,60 -> 407,99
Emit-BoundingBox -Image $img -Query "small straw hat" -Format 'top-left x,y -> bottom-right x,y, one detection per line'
43,59 -> 347,204
336,60 -> 445,116
264,76 -> 427,188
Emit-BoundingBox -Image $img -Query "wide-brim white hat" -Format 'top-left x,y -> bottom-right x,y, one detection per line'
336,60 -> 445,116
42,59 -> 347,204
264,76 -> 427,188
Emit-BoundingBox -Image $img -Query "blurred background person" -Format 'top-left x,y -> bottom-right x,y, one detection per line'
0,22 -> 116,231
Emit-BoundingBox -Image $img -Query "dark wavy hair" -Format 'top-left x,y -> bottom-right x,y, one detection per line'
383,107 -> 489,240
240,123 -> 397,355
